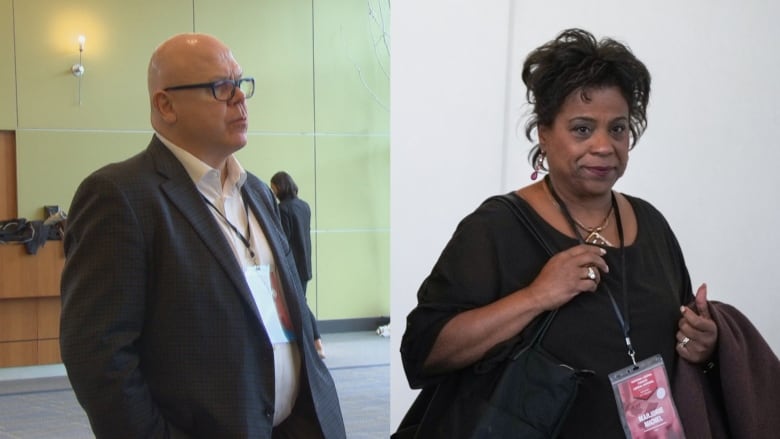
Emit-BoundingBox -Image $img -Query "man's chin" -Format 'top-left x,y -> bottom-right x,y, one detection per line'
230,135 -> 249,150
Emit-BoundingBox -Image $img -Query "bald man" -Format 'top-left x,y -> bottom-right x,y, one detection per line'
60,33 -> 346,439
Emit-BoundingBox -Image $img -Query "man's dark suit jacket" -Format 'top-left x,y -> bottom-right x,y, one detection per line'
60,136 -> 346,438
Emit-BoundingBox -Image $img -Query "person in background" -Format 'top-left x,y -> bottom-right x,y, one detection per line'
271,171 -> 325,359
397,28 -> 779,438
59,33 -> 345,438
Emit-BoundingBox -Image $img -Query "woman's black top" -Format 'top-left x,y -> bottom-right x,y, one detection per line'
278,197 -> 312,288
400,192 -> 693,438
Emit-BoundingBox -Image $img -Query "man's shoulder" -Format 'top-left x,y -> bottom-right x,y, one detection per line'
242,173 -> 278,211
81,146 -> 155,187
244,172 -> 271,193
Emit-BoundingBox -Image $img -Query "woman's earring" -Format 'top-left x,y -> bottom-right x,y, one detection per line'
530,150 -> 546,180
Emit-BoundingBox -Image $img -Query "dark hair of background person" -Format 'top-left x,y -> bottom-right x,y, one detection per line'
522,28 -> 651,167
271,171 -> 299,201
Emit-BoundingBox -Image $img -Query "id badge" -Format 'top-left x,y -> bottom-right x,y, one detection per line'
608,354 -> 686,439
244,265 -> 295,344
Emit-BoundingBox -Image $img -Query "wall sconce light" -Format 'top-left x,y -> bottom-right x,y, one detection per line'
71,35 -> 85,76
71,35 -> 85,106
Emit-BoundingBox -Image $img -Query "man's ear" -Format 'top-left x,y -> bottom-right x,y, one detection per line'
152,91 -> 177,123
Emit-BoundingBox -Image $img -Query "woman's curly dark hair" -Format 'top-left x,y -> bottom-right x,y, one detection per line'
523,28 -> 651,166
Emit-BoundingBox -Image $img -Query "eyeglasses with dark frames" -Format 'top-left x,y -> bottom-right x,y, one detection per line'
164,77 -> 255,101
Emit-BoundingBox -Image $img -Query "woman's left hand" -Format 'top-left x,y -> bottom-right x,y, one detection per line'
676,283 -> 718,364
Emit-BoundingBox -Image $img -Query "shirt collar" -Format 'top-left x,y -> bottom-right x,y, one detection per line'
155,132 -> 247,197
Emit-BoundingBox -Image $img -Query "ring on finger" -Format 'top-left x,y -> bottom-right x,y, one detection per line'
586,266 -> 597,281
679,336 -> 691,348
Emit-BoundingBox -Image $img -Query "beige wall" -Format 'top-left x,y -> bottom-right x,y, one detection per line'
1,0 -> 389,321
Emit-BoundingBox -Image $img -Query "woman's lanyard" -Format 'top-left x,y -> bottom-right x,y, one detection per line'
202,195 -> 258,265
544,176 -> 637,366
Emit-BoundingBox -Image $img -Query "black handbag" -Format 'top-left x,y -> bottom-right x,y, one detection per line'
394,309 -> 593,439
393,194 -> 594,438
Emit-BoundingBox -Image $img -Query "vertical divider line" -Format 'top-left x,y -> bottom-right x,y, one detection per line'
310,0 -> 319,318
500,0 -> 517,191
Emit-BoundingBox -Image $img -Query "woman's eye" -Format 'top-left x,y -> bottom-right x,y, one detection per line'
610,125 -> 629,138
573,126 -> 591,135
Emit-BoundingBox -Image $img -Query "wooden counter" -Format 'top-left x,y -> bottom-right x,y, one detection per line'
0,242 -> 65,367
1,131 -> 65,367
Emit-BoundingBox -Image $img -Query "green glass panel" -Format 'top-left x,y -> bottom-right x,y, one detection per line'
313,0 -> 390,133
315,135 -> 389,230
14,0 -> 192,130
238,134 -> 316,196
16,130 -> 150,219
316,230 -> 389,319
194,0 -> 314,133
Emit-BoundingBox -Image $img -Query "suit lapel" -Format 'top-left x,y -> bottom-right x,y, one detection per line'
147,138 -> 259,317
242,178 -> 306,341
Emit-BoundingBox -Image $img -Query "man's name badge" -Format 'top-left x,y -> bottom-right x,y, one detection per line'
244,265 -> 295,344
608,354 -> 686,439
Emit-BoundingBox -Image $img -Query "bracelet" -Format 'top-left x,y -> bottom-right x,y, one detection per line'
702,360 -> 716,374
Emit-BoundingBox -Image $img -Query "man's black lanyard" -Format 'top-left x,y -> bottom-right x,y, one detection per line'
202,195 -> 257,264
544,176 -> 637,366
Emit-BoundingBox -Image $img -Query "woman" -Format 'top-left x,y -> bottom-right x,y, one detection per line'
271,171 -> 325,359
398,29 -> 723,437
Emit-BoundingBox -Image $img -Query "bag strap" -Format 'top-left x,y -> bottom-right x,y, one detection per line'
490,193 -> 556,256
489,193 -> 560,347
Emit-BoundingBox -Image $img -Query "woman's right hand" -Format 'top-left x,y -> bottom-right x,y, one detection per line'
526,243 -> 609,310
422,245 -> 608,373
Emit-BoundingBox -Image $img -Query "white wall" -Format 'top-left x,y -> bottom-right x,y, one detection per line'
390,0 -> 516,428
391,0 -> 780,430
